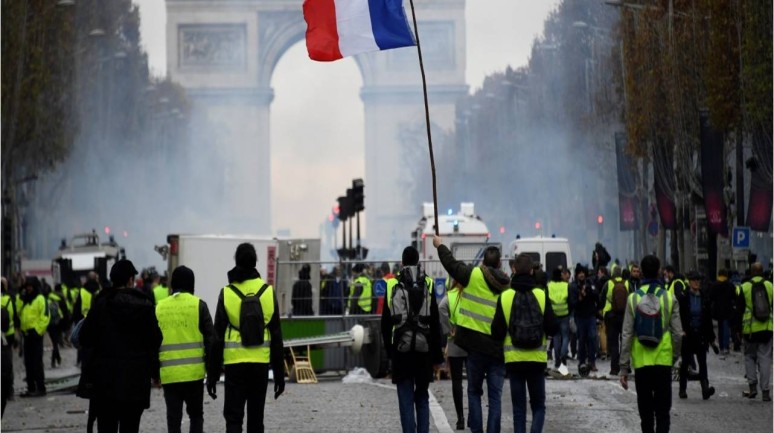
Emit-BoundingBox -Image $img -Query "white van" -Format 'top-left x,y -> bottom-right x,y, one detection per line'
508,236 -> 573,273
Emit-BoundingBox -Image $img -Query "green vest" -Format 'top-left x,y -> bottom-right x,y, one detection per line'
348,275 -> 373,313
385,277 -> 399,310
741,277 -> 773,335
156,292 -> 205,384
62,284 -> 75,314
547,281 -> 569,317
603,277 -> 630,314
501,288 -> 547,363
629,284 -> 674,369
668,279 -> 687,297
457,267 -> 500,336
223,278 -> 273,364
19,294 -> 50,336
153,284 -> 170,305
80,288 -> 93,317
1,294 -> 15,336
448,288 -> 462,326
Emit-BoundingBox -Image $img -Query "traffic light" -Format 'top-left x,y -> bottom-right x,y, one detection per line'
337,195 -> 352,221
351,178 -> 364,212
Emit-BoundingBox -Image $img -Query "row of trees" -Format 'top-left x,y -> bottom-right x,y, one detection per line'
2,0 -> 190,276
413,0 -> 771,270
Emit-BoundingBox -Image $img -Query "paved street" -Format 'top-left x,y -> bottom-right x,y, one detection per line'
2,346 -> 771,432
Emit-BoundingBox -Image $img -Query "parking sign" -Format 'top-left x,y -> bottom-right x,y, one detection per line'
732,226 -> 750,249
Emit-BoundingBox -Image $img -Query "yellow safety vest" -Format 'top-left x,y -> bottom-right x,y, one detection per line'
456,267 -> 500,336
603,277 -> 630,315
80,288 -> 93,317
548,281 -> 569,317
223,278 -> 273,364
156,292 -> 205,384
385,277 -> 399,310
19,294 -> 50,336
62,284 -> 75,314
667,279 -> 687,297
153,285 -> 170,305
741,277 -> 773,335
629,284 -> 674,369
348,275 -> 373,313
448,287 -> 462,326
1,294 -> 15,336
500,288 -> 547,363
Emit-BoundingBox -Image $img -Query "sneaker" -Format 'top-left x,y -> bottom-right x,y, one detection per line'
763,391 -> 771,402
19,390 -> 45,398
609,370 -> 620,376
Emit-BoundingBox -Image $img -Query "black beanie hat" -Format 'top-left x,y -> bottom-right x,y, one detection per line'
110,259 -> 138,286
402,246 -> 419,266
171,266 -> 195,293
235,243 -> 257,269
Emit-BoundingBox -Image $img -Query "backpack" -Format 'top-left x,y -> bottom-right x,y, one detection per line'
228,283 -> 269,347
47,296 -> 61,326
508,289 -> 544,349
751,280 -> 771,322
633,285 -> 667,348
391,265 -> 431,353
610,279 -> 629,315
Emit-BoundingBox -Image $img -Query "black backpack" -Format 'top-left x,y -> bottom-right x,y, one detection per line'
228,283 -> 269,347
508,289 -> 544,349
751,280 -> 771,322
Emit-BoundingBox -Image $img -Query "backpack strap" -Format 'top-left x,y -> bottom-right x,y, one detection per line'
225,283 -> 269,331
228,284 -> 245,300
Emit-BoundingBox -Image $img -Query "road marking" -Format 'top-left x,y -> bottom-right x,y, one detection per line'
369,382 -> 453,433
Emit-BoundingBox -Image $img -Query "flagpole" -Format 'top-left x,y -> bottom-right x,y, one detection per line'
407,0 -> 440,236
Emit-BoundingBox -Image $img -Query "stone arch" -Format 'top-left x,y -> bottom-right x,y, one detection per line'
166,0 -> 468,256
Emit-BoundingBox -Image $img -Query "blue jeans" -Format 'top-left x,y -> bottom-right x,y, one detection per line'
466,351 -> 505,433
396,378 -> 430,433
717,319 -> 731,351
553,316 -> 570,367
509,365 -> 546,433
576,316 -> 597,367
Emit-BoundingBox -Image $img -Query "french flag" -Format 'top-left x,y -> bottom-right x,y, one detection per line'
303,0 -> 416,62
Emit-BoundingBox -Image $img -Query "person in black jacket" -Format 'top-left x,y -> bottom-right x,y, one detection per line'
433,235 -> 510,433
291,264 -> 314,316
677,271 -> 716,400
710,268 -> 737,355
569,264 -> 599,374
380,246 -> 443,433
79,259 -> 162,432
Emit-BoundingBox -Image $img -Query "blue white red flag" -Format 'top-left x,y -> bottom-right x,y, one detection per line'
303,0 -> 416,62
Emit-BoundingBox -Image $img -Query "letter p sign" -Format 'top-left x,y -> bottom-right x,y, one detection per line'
732,226 -> 750,249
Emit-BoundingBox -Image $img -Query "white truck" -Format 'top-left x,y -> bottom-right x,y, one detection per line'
508,236 -> 573,273
156,234 -> 320,317
52,231 -> 126,286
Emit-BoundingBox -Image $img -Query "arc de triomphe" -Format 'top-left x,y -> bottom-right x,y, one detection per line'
166,0 -> 467,256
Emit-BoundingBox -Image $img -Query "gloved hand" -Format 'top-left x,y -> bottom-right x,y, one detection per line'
206,380 -> 217,400
274,377 -> 285,400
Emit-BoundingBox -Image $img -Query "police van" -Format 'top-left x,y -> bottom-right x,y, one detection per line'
508,236 -> 573,274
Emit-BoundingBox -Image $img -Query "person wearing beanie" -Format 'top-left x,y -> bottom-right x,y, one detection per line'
291,264 -> 314,316
208,242 -> 285,433
569,264 -> 600,374
18,276 -> 50,397
156,266 -> 215,433
79,259 -> 162,432
380,245 -> 443,433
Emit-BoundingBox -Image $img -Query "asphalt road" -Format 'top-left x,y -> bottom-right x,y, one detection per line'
2,346 -> 771,432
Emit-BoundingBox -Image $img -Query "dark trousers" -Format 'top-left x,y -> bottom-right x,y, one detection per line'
23,332 -> 45,393
679,335 -> 708,391
2,343 -> 13,416
224,363 -> 269,433
605,314 -> 623,373
49,325 -> 62,365
633,366 -> 672,433
163,381 -> 204,433
449,356 -> 466,423
96,401 -> 145,433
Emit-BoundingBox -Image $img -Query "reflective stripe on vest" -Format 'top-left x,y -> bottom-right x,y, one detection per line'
80,288 -> 93,317
741,277 -> 774,334
629,284 -> 673,369
349,276 -> 373,313
548,281 -> 569,317
223,278 -> 273,364
156,293 -> 205,384
1,294 -> 14,336
456,267 -> 500,336
501,288 -> 547,363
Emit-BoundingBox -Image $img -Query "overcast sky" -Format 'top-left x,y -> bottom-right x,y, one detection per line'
133,0 -> 561,239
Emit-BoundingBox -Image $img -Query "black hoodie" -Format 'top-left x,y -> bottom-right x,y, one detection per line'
437,244 -> 510,359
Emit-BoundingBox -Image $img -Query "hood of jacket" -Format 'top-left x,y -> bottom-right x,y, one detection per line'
480,265 -> 509,294
102,288 -> 154,324
510,274 -> 537,291
227,266 -> 261,284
